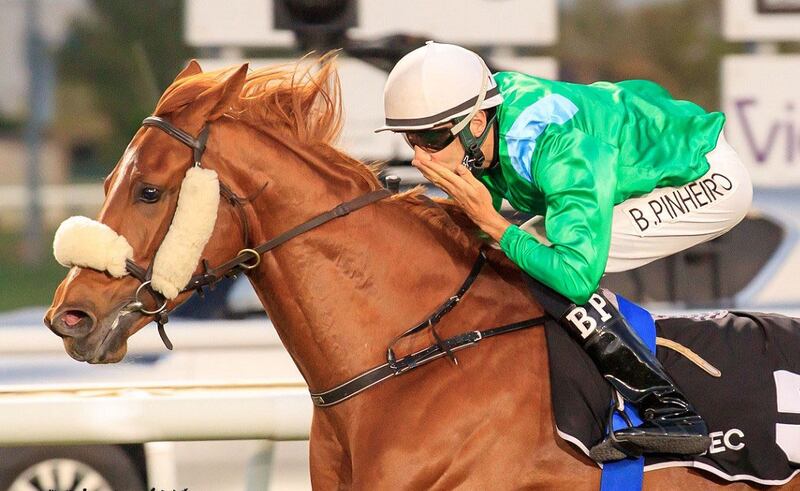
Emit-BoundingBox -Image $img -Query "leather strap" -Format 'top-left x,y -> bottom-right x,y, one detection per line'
253,190 -> 392,256
129,116 -> 395,353
125,259 -> 148,283
143,116 -> 208,165
309,315 -> 548,407
386,249 -> 486,365
219,182 -> 250,247
390,250 -> 486,341
181,189 -> 392,293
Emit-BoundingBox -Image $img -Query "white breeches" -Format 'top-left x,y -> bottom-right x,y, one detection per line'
521,130 -> 753,273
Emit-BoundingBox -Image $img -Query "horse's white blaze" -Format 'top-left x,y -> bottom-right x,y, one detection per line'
151,166 -> 220,299
53,216 -> 133,278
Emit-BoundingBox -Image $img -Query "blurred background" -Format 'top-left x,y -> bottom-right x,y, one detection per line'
1,0 -> 799,489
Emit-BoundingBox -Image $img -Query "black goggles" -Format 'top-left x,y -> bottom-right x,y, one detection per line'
402,126 -> 457,152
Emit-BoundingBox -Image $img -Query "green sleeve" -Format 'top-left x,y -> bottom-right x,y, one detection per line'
499,130 -> 618,304
478,173 -> 505,212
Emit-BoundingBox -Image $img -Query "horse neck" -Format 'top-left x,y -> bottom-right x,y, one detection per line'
216,121 -> 530,391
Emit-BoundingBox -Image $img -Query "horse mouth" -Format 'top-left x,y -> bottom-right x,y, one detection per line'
66,302 -> 143,364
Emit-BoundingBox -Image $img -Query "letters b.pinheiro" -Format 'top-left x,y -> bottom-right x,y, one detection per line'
626,172 -> 734,233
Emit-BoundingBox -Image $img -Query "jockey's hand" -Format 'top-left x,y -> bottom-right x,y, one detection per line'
412,149 -> 511,242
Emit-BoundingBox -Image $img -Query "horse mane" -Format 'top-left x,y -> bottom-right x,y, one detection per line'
155,55 -> 505,263
428,196 -> 522,273
399,190 -> 487,253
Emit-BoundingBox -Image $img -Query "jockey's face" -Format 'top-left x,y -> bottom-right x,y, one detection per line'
408,111 -> 491,173
411,130 -> 463,172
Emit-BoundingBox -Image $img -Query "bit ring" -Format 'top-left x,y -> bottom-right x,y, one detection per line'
135,281 -> 168,315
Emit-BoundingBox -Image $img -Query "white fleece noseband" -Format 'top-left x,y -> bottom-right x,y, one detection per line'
151,167 -> 219,298
53,166 -> 220,299
53,216 -> 134,278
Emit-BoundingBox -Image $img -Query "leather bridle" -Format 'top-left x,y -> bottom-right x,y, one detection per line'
129,116 -> 547,406
128,116 -> 391,349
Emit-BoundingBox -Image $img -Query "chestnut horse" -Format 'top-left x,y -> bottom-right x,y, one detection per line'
45,59 -> 785,490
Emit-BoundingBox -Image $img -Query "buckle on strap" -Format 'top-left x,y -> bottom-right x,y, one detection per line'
453,330 -> 482,348
332,203 -> 351,217
428,295 -> 462,327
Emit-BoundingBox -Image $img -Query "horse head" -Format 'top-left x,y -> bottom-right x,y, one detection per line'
44,60 -> 270,363
43,55 -> 412,364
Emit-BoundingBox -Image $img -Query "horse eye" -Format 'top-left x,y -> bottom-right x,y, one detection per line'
139,186 -> 161,203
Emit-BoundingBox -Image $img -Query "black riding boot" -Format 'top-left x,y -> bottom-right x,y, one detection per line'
526,279 -> 711,462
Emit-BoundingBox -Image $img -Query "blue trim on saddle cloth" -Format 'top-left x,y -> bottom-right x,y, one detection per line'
600,295 -> 656,491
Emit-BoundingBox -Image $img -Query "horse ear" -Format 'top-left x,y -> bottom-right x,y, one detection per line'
193,63 -> 249,122
174,59 -> 203,82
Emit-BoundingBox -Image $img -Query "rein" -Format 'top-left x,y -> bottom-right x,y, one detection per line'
181,188 -> 392,293
134,116 -> 547,407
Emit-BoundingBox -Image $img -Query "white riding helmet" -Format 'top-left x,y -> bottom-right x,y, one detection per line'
375,41 -> 503,134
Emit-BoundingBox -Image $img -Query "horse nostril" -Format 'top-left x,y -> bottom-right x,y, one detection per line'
53,309 -> 94,337
63,310 -> 86,327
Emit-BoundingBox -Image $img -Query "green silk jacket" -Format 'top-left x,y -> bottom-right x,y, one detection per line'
479,71 -> 725,304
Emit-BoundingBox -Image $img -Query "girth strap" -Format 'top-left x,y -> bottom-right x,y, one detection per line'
309,315 -> 548,407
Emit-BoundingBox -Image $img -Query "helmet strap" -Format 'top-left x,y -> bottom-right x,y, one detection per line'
455,111 -> 497,175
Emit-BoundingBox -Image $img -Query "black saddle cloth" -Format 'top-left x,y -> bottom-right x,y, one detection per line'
547,310 -> 800,485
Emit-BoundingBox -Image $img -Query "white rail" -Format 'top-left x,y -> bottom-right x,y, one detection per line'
0,381 -> 312,445
0,318 -> 314,448
0,318 -> 282,355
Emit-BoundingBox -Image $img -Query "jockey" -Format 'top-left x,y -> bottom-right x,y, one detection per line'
376,41 -> 753,462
